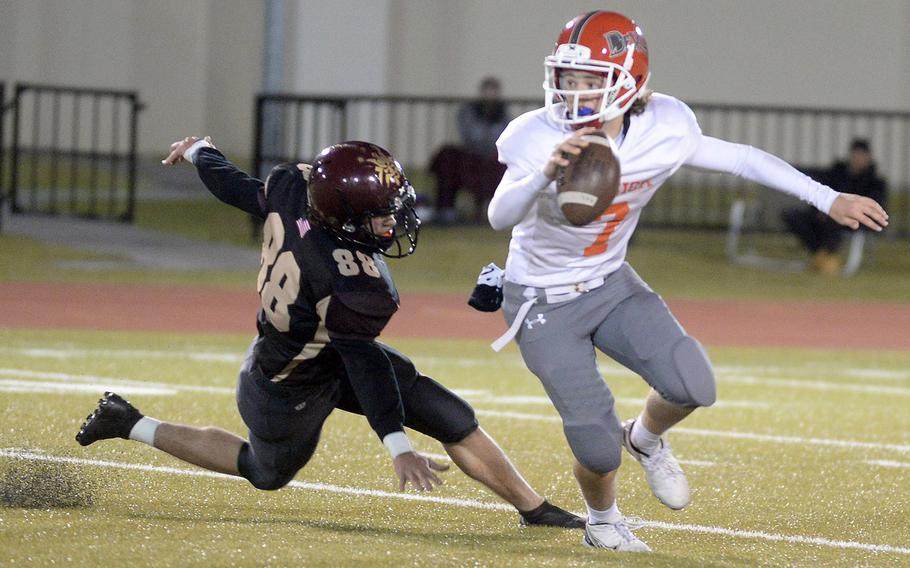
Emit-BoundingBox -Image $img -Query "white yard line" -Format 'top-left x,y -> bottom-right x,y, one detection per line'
0,379 -> 178,396
7,346 -> 908,381
0,368 -> 765,408
6,346 -> 909,391
0,369 -> 235,395
0,346 -> 242,363
865,460 -> 910,469
467,393 -> 769,410
4,368 -> 908,454
719,375 -> 910,397
1,448 -> 907,556
472,410 -> 910,454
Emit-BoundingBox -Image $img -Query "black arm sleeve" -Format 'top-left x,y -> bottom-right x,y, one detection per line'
331,337 -> 405,440
194,147 -> 267,219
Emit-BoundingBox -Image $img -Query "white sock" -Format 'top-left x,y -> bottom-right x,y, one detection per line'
586,501 -> 622,525
128,417 -> 161,446
631,415 -> 661,455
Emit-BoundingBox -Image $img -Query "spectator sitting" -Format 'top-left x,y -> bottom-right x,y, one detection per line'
782,138 -> 887,274
429,77 -> 510,224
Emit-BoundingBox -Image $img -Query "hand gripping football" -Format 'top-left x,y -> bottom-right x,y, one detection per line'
556,133 -> 621,226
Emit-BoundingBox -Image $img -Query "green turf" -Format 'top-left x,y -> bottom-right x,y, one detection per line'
3,220 -> 910,303
0,329 -> 908,566
134,199 -> 259,249
0,234 -> 251,288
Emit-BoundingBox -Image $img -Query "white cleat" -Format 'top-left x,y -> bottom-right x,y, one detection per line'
583,519 -> 651,552
622,418 -> 690,510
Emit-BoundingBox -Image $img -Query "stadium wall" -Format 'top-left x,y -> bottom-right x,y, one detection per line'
2,0 -> 908,155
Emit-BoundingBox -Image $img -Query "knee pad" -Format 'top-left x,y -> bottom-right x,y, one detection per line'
564,420 -> 623,474
237,443 -> 296,491
562,401 -> 623,474
661,336 -> 716,407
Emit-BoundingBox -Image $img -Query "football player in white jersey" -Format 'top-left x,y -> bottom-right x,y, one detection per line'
485,11 -> 888,553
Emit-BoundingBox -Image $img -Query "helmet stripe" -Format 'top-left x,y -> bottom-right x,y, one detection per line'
569,11 -> 600,44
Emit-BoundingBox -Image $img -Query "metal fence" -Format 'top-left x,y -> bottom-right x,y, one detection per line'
9,83 -> 143,222
253,93 -> 910,236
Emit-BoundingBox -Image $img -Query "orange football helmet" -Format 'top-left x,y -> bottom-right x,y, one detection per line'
544,11 -> 651,127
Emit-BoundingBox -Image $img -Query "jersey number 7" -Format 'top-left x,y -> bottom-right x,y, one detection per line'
583,202 -> 630,257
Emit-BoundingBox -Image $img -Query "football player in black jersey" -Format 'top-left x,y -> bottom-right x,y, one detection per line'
75,136 -> 582,529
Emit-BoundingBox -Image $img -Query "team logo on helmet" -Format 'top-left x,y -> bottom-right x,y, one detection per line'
364,153 -> 402,187
604,31 -> 626,57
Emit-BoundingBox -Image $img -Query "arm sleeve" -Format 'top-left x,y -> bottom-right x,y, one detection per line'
331,337 -> 405,440
486,168 -> 551,230
193,147 -> 267,219
685,136 -> 839,214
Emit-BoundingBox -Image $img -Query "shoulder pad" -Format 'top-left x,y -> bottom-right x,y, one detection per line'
264,163 -> 308,214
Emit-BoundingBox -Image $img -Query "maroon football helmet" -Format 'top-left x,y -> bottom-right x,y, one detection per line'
307,141 -> 419,258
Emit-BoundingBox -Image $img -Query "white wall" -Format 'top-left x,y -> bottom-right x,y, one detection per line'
0,0 -> 263,156
2,0 -> 908,156
382,0 -> 910,111
288,0 -> 393,95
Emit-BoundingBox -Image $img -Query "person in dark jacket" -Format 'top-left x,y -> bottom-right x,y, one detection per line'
429,77 -> 509,224
782,138 -> 887,273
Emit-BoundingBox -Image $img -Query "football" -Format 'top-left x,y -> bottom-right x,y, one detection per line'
556,133 -> 621,226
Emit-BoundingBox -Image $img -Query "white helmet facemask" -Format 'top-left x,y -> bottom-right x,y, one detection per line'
543,43 -> 649,125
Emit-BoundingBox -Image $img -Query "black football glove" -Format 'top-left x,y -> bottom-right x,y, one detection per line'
468,263 -> 504,312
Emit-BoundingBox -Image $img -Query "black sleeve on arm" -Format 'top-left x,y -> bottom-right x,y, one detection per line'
194,147 -> 266,219
331,337 -> 405,440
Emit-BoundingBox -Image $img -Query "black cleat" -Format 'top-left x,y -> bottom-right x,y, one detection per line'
519,500 -> 586,529
75,392 -> 143,447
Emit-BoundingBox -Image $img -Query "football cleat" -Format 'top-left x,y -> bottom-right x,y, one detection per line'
583,519 -> 651,552
519,500 -> 586,529
622,418 -> 690,510
75,392 -> 144,446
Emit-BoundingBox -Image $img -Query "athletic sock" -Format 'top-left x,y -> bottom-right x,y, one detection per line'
630,415 -> 661,455
128,417 -> 161,446
586,501 -> 622,525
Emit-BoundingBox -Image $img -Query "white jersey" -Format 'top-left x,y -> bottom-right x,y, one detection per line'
496,93 -> 701,288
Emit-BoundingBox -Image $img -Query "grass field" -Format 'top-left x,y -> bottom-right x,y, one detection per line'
1,328 -> 909,567
5,215 -> 910,302
2,195 -> 909,565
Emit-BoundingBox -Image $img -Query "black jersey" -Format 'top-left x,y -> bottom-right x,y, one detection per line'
194,147 -> 405,439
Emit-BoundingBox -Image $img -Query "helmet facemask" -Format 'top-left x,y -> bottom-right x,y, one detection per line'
544,43 -> 648,126
334,183 -> 420,259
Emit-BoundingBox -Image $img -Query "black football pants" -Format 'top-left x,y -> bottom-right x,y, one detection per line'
236,343 -> 478,490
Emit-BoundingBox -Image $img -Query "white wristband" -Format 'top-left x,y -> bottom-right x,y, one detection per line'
382,431 -> 413,458
183,139 -> 214,165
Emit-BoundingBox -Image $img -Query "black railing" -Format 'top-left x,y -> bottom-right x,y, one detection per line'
254,93 -> 910,236
9,83 -> 143,222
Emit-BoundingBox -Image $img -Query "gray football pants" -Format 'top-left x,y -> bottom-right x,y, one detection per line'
502,262 -> 715,474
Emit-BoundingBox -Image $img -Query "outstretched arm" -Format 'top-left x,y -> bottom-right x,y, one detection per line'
162,136 -> 266,219
685,136 -> 888,232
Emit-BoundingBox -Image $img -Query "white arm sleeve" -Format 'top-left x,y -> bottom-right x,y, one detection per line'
685,136 -> 839,214
486,168 -> 551,231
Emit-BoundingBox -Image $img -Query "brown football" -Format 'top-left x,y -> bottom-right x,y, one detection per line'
556,133 -> 621,226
